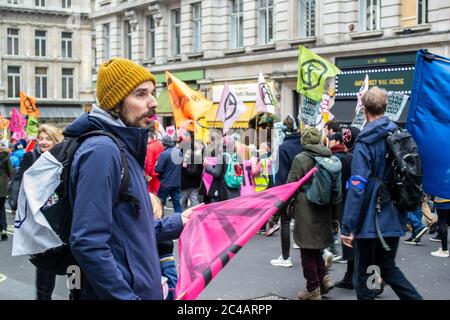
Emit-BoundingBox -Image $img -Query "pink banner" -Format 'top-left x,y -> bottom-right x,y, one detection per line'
9,108 -> 27,138
202,157 -> 217,194
176,167 -> 318,300
240,160 -> 256,196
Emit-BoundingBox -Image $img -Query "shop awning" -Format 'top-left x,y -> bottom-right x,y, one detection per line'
205,102 -> 258,129
157,83 -> 200,115
0,105 -> 83,119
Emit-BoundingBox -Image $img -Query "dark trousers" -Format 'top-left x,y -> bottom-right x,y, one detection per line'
354,237 -> 422,300
437,208 -> 449,251
158,186 -> 182,213
0,197 -> 6,231
300,248 -> 328,292
280,208 -> 292,259
36,268 -> 56,300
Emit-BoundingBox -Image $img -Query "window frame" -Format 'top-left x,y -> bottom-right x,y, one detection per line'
359,0 -> 381,32
7,66 -> 21,99
417,0 -> 428,24
102,23 -> 111,60
124,21 -> 132,60
258,0 -> 274,45
62,68 -> 74,99
35,67 -> 48,99
146,15 -> 156,59
172,8 -> 181,56
61,32 -> 73,58
230,0 -> 244,49
35,30 -> 47,57
7,28 -> 20,56
62,0 -> 71,9
299,0 -> 316,37
35,0 -> 45,7
192,2 -> 202,52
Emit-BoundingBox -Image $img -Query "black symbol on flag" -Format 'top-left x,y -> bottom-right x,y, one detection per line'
259,83 -> 275,106
301,59 -> 328,90
223,93 -> 238,121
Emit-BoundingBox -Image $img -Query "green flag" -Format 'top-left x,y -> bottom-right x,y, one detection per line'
297,46 -> 341,101
26,115 -> 39,138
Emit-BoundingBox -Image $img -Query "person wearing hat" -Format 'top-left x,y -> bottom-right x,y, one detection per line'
286,127 -> 338,300
155,135 -> 183,214
66,58 -> 191,300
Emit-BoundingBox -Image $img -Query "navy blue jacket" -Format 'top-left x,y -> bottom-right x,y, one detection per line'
274,133 -> 302,186
341,116 -> 406,239
155,146 -> 182,188
66,107 -> 183,300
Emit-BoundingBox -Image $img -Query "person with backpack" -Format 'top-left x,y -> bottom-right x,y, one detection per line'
340,86 -> 422,300
155,135 -> 183,214
204,136 -> 242,202
63,58 -> 190,299
287,127 -> 341,300
268,116 -> 302,267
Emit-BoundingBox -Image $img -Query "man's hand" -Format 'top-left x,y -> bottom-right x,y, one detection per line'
341,233 -> 354,248
181,203 -> 204,226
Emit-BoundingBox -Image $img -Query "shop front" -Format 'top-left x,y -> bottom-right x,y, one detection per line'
333,51 -> 417,125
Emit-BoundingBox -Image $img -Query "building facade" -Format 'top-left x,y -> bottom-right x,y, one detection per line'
0,0 -> 94,126
91,0 -> 450,126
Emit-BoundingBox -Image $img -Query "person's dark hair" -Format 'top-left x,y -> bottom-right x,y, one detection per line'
362,86 -> 387,116
325,121 -> 340,133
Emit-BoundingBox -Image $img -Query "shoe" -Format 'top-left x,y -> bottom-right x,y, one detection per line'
412,226 -> 429,242
335,276 -> 354,290
431,248 -> 449,258
265,223 -> 280,236
322,249 -> 333,268
403,236 -> 421,245
270,255 -> 293,267
298,287 -> 321,300
429,235 -> 441,242
320,275 -> 334,295
1,231 -> 8,241
332,254 -> 342,262
293,243 -> 300,249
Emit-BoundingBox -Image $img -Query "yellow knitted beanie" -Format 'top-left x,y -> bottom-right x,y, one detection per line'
96,57 -> 156,110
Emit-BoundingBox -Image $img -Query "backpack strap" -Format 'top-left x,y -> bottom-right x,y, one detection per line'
70,130 -> 140,215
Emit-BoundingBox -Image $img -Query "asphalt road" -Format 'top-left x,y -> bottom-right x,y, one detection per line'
1,207 -> 449,300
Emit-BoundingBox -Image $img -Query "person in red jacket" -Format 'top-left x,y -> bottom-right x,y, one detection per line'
145,123 -> 164,194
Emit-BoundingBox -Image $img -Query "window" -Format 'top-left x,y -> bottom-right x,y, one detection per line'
7,66 -> 21,98
62,0 -> 71,8
102,24 -> 111,60
258,0 -> 274,44
35,67 -> 47,99
124,21 -> 132,60
7,0 -> 19,4
35,0 -> 45,6
62,32 -> 72,58
230,0 -> 244,48
418,0 -> 428,24
299,0 -> 315,37
7,28 -> 19,56
62,68 -> 74,99
172,9 -> 181,55
35,30 -> 47,57
192,2 -> 202,52
147,16 -> 155,59
359,0 -> 380,31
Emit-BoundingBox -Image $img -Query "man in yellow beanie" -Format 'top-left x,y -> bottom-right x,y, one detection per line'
64,58 -> 190,300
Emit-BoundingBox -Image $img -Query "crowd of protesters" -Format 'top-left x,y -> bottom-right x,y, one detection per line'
5,58 -> 449,301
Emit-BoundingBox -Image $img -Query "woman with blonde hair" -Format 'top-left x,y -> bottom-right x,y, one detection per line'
14,124 -> 63,300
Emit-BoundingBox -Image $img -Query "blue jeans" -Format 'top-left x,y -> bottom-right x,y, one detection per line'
160,257 -> 178,300
407,208 -> 424,233
158,187 -> 182,213
354,237 -> 422,300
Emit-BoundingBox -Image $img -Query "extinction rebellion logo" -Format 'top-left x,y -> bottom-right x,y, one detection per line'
301,59 -> 328,90
223,93 -> 238,121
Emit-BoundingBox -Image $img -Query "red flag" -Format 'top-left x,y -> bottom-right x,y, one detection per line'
175,167 -> 317,300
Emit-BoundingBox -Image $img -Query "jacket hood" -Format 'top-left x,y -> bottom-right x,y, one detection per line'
357,116 -> 397,144
303,144 -> 332,157
64,105 -> 149,165
283,132 -> 301,143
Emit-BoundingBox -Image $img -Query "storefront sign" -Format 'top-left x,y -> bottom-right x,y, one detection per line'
212,84 -> 258,103
336,52 -> 417,69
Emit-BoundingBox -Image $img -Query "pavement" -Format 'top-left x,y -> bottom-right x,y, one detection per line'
1,206 -> 449,300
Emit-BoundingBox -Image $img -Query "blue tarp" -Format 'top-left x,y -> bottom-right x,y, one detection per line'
407,49 -> 450,199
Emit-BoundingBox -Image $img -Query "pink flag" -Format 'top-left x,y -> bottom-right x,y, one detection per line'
202,157 -> 217,194
9,108 -> 27,139
255,72 -> 277,114
216,83 -> 246,134
176,167 -> 317,300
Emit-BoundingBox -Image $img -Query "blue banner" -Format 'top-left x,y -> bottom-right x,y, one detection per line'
407,50 -> 450,199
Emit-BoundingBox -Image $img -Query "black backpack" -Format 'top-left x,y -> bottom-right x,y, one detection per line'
385,127 -> 423,212
28,130 -> 139,275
